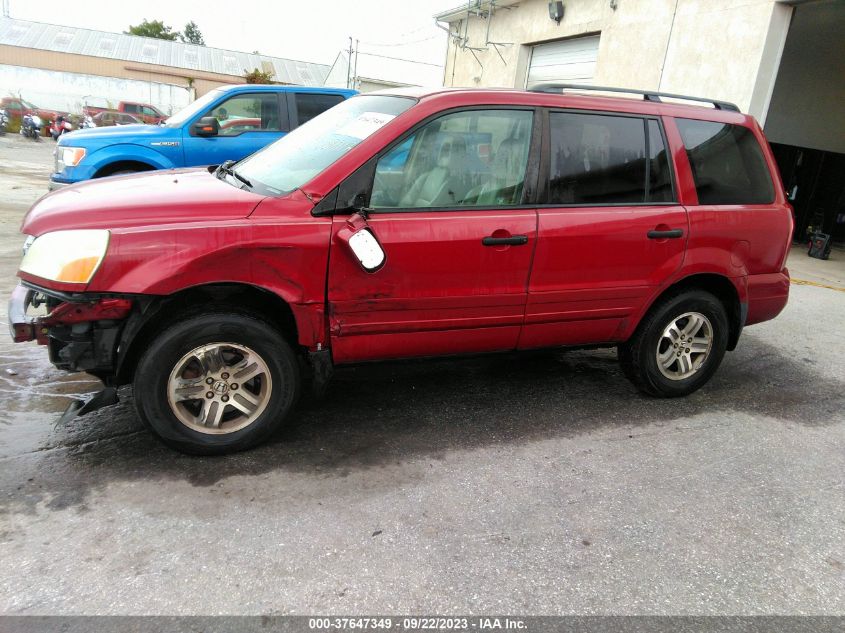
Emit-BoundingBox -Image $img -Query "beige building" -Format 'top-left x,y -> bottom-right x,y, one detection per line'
0,17 -> 330,115
436,0 -> 845,244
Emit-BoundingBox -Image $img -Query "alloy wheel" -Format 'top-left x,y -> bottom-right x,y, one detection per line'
166,342 -> 273,434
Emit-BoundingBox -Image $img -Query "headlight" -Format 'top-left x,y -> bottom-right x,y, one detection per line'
19,230 -> 110,284
58,147 -> 86,169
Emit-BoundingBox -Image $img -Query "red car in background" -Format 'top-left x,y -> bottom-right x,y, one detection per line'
83,101 -> 167,125
90,112 -> 143,127
1,97 -> 67,131
9,86 -> 793,455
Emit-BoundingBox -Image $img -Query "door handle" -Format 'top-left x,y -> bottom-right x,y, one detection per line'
482,235 -> 529,246
647,229 -> 684,239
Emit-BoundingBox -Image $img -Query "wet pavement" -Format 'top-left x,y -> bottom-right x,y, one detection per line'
0,134 -> 843,614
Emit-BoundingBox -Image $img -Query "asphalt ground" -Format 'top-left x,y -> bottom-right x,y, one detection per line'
0,134 -> 843,615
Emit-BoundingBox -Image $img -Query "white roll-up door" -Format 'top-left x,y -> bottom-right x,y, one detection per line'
526,35 -> 600,88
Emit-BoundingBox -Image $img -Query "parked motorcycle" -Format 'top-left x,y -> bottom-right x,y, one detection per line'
50,115 -> 73,141
0,108 -> 8,135
79,114 -> 95,129
20,113 -> 43,140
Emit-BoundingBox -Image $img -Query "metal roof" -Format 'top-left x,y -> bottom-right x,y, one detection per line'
0,17 -> 330,86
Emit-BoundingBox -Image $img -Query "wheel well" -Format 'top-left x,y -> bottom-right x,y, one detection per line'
654,274 -> 743,351
115,283 -> 299,384
94,160 -> 156,178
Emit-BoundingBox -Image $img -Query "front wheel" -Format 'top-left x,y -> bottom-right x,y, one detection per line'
618,290 -> 729,397
134,313 -> 301,455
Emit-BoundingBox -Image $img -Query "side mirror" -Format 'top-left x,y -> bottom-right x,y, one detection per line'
336,213 -> 385,272
192,116 -> 219,137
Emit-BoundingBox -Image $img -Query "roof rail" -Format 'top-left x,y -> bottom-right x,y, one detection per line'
528,83 -> 740,112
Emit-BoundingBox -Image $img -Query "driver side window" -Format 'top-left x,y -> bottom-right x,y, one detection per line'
201,93 -> 282,136
370,109 -> 533,209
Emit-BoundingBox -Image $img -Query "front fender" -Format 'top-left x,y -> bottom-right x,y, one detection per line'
86,214 -> 332,348
86,144 -> 175,174
62,144 -> 175,182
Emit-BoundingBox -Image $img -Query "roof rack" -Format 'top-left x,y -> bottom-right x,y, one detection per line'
528,83 -> 740,112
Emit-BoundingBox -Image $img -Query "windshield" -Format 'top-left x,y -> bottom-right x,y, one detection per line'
235,95 -> 415,196
163,89 -> 224,127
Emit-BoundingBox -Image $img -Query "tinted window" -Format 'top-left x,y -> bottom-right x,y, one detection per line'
677,119 -> 774,205
549,112 -> 673,204
123,104 -> 138,113
202,93 -> 282,136
295,93 -> 345,126
371,109 -> 534,209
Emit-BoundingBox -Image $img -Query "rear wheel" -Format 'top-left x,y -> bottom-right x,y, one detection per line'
618,290 -> 728,397
134,313 -> 301,455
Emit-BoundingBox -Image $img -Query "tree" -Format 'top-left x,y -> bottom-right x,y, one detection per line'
181,21 -> 205,45
125,19 -> 180,41
244,68 -> 275,84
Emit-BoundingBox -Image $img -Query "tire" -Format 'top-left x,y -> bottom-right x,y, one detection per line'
618,289 -> 729,398
107,169 -> 140,177
134,313 -> 301,455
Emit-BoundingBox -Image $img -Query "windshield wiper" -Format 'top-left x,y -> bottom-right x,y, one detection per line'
215,160 -> 253,189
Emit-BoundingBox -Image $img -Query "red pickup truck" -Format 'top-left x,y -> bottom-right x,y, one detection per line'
83,101 -> 167,125
0,97 -> 66,126
9,86 -> 793,455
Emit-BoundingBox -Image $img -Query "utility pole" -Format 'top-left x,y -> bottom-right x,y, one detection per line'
347,37 -> 354,89
353,39 -> 359,91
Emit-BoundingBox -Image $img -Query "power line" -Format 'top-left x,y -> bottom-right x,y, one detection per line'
354,50 -> 444,68
359,34 -> 441,48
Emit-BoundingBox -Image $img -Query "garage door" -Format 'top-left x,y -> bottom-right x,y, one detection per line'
526,35 -> 600,87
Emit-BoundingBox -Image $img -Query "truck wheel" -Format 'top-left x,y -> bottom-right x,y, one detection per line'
134,313 -> 301,455
618,290 -> 728,397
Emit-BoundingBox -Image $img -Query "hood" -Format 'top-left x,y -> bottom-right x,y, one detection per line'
22,169 -> 266,236
58,124 -> 168,144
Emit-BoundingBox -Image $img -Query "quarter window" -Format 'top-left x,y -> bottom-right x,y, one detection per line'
548,112 -> 674,205
371,109 -> 534,209
676,118 -> 774,205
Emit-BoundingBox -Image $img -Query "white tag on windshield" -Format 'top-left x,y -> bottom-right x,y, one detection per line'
338,112 -> 396,140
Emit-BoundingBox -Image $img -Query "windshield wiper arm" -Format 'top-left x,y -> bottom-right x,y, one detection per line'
215,160 -> 253,189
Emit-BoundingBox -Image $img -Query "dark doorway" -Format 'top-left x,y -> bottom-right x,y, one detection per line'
771,144 -> 845,245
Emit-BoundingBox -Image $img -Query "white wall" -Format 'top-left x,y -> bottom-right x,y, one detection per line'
0,64 -> 191,115
441,0 -> 779,115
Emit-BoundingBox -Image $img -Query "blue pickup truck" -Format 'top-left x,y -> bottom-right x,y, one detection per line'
50,84 -> 356,190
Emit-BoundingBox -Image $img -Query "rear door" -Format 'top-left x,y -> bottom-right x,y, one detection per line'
327,107 -> 541,363
521,110 -> 687,348
182,92 -> 288,166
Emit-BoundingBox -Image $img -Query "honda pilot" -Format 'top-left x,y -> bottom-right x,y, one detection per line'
10,86 -> 793,454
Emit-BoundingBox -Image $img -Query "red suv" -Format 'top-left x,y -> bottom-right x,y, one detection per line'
9,86 -> 793,454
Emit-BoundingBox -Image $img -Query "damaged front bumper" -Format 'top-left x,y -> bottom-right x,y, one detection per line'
9,282 -> 132,420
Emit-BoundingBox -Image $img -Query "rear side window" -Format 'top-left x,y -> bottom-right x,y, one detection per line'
548,112 -> 674,205
294,93 -> 345,127
676,119 -> 774,205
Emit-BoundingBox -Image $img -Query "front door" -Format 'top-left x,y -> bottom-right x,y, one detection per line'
521,111 -> 688,348
327,108 -> 539,363
182,92 -> 288,167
